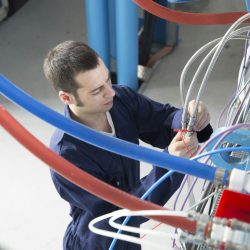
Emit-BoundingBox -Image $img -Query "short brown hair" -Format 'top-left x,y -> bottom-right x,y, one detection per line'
43,41 -> 99,93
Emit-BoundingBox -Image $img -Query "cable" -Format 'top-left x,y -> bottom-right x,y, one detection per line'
109,169 -> 175,249
89,210 -> 151,247
0,105 -> 197,232
89,210 -> 183,248
187,13 -> 250,131
191,146 -> 250,163
181,26 -> 250,129
180,29 -> 250,127
109,210 -> 185,237
186,191 -> 216,211
0,75 -> 219,182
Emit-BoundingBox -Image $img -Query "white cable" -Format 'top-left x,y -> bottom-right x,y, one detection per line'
180,26 -> 250,112
108,209 -> 186,238
89,209 -> 185,248
89,210 -> 149,247
188,13 -> 250,130
182,27 -> 250,128
186,191 -> 216,212
181,34 -> 250,127
180,37 -> 221,106
235,92 -> 250,124
225,77 -> 250,126
180,24 -> 250,128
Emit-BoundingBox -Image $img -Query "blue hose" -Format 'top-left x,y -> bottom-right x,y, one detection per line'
0,75 -> 217,181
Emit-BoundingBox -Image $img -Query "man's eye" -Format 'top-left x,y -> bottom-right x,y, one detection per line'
92,89 -> 101,95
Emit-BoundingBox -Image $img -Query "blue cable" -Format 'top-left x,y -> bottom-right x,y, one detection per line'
0,75 -> 217,182
109,146 -> 250,249
109,169 -> 175,250
191,146 -> 250,161
245,0 -> 250,12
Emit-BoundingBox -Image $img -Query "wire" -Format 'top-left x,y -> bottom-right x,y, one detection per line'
108,209 -> 185,237
180,30 -> 250,108
186,191 -> 216,211
89,210 -> 183,248
109,169 -> 175,249
192,146 -> 250,163
89,210 -> 149,247
180,26 -> 250,128
188,14 -> 250,131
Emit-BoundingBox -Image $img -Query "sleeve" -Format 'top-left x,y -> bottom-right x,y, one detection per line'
118,86 -> 212,148
119,86 -> 179,148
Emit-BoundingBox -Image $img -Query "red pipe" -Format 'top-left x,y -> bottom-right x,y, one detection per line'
0,105 -> 197,233
133,0 -> 249,25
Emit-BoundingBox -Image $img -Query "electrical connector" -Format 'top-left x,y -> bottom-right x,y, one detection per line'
205,218 -> 250,250
229,168 -> 250,194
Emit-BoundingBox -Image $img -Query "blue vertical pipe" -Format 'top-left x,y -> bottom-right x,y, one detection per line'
115,0 -> 138,90
108,0 -> 116,59
85,0 -> 110,69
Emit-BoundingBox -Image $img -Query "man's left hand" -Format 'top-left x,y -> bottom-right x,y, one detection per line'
188,100 -> 210,131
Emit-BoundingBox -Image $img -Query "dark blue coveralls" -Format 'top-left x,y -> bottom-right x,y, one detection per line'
50,86 -> 212,250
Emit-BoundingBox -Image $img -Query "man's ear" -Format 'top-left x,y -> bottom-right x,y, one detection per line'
59,91 -> 75,105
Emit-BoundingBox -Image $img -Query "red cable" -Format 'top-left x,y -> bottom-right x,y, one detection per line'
0,105 -> 197,233
141,222 -> 161,239
133,0 -> 249,25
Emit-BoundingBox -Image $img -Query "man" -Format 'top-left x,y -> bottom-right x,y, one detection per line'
43,41 -> 212,250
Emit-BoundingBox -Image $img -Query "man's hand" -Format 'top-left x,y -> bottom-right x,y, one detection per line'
188,100 -> 210,132
168,132 -> 199,158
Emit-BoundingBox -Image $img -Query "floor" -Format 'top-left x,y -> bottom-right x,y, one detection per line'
0,0 -> 247,249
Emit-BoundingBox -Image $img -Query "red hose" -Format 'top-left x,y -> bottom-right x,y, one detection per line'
0,105 -> 197,233
133,0 -> 249,25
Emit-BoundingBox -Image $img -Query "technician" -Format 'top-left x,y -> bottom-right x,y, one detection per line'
43,41 -> 212,250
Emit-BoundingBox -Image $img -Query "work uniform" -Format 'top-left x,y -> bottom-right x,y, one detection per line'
50,85 -> 212,250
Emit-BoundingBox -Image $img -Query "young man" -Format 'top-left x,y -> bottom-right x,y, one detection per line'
43,41 -> 212,250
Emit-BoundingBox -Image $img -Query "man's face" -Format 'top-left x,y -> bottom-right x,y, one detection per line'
73,58 -> 115,114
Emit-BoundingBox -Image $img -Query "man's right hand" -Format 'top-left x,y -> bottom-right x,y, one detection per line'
168,132 -> 199,158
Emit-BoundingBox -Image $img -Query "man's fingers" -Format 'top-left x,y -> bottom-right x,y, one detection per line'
194,112 -> 210,131
172,131 -> 183,142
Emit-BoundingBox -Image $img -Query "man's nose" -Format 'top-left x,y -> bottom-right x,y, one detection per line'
105,84 -> 115,97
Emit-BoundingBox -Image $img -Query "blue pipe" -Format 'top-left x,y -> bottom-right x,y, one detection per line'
85,0 -> 110,69
108,0 -> 116,59
0,75 -> 218,181
115,0 -> 138,89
